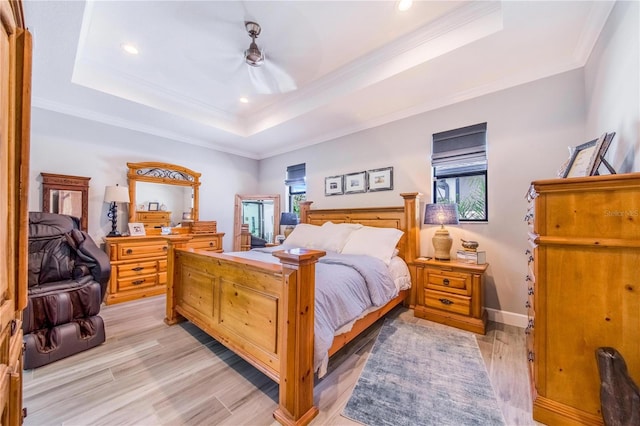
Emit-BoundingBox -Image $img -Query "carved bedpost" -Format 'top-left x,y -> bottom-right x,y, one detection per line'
272,248 -> 325,426
164,235 -> 191,325
400,192 -> 420,307
299,200 -> 313,224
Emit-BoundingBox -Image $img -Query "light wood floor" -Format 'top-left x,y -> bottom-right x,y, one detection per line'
23,296 -> 539,425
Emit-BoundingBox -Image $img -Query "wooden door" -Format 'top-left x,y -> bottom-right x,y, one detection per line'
0,0 -> 31,423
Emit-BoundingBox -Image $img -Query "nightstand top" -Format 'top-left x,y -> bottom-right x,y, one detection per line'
413,257 -> 488,272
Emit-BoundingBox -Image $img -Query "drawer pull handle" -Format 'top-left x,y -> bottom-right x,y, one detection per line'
162,246 -> 168,251
442,278 -> 450,286
132,279 -> 145,285
132,266 -> 144,272
126,249 -> 133,255
438,298 -> 453,306
209,242 -> 214,247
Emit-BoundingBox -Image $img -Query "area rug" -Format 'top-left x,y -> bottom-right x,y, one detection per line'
342,319 -> 505,426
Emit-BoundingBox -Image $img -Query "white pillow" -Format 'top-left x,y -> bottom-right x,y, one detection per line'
341,226 -> 404,265
319,222 -> 362,252
389,256 -> 411,291
283,224 -> 322,248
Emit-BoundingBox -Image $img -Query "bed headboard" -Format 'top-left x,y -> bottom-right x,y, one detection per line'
299,192 -> 421,262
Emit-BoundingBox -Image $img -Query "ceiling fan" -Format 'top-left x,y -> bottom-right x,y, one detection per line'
241,21 -> 296,94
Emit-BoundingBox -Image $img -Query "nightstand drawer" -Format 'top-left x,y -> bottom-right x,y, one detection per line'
424,289 -> 471,316
426,271 -> 471,295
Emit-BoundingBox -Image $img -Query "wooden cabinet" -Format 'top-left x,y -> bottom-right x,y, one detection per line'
136,211 -> 171,230
413,258 -> 488,334
1,1 -> 31,422
105,233 -> 223,304
527,173 -> 640,426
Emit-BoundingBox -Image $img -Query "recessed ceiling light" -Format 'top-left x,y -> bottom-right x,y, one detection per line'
397,0 -> 413,12
121,43 -> 139,55
239,97 -> 249,104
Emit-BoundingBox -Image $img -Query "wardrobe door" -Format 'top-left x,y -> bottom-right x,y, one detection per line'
0,1 -> 31,424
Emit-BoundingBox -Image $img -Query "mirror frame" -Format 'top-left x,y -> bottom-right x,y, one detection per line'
127,162 -> 201,225
41,173 -> 91,231
234,194 -> 281,251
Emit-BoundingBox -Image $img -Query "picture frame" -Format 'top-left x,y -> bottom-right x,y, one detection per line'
344,171 -> 367,194
325,175 -> 344,196
563,139 -> 598,178
589,132 -> 616,175
367,166 -> 394,192
128,222 -> 146,236
148,202 -> 159,211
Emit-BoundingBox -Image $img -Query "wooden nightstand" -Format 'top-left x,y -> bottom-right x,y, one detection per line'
413,258 -> 488,334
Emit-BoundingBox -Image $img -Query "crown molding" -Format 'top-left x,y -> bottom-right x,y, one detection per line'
245,1 -> 503,136
572,1 -> 615,65
258,58 -> 583,159
32,97 -> 261,159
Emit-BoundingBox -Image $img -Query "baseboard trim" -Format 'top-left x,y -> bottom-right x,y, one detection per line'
485,308 -> 528,328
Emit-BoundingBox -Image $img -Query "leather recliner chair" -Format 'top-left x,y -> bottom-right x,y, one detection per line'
23,212 -> 110,369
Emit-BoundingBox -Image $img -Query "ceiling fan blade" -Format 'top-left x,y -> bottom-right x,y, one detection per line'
247,58 -> 297,94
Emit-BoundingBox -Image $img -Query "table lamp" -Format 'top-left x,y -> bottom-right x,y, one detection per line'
280,212 -> 298,238
424,203 -> 459,260
104,184 -> 130,237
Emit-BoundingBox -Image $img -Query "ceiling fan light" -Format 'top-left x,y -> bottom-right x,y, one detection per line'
245,43 -> 264,67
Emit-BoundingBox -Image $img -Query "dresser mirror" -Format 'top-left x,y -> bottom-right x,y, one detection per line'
127,162 -> 200,230
233,194 -> 281,251
41,173 -> 90,231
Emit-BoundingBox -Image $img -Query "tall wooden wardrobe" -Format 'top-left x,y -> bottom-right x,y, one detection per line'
0,0 -> 31,423
527,173 -> 640,425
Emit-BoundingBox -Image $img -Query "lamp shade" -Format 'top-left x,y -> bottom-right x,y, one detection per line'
104,185 -> 130,203
280,212 -> 299,226
424,203 -> 459,226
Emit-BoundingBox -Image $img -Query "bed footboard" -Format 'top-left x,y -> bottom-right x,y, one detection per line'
165,237 -> 325,426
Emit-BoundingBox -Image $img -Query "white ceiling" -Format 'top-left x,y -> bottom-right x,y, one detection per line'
24,1 -> 614,160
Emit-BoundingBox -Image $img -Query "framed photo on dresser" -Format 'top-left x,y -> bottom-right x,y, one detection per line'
563,139 -> 598,178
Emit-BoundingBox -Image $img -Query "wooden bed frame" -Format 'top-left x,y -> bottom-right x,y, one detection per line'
165,193 -> 420,425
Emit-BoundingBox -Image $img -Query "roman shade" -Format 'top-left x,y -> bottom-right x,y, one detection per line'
432,123 -> 487,177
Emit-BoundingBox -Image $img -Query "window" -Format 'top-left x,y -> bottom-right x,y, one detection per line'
285,163 -> 306,215
432,123 -> 487,221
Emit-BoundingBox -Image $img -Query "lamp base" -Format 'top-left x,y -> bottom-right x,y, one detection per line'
432,227 -> 452,260
106,231 -> 121,237
284,225 -> 295,238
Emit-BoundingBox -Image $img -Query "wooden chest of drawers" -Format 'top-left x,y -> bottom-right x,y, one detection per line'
526,173 -> 640,425
413,258 -> 488,334
105,232 -> 223,304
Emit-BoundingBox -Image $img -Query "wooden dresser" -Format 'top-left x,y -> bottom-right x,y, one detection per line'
104,232 -> 224,304
413,258 -> 488,334
526,173 -> 640,425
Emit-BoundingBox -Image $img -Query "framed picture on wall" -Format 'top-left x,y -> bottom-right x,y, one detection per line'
325,175 -> 344,196
367,166 -> 393,192
344,171 -> 367,194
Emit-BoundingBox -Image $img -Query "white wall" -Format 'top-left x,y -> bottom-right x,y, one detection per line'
260,69 -> 587,322
28,109 -> 258,252
585,0 -> 640,173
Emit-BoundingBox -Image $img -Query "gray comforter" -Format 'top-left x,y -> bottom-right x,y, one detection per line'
241,246 -> 398,375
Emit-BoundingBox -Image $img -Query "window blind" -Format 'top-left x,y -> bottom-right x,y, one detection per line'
432,123 -> 487,177
285,163 -> 306,187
